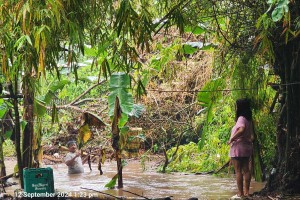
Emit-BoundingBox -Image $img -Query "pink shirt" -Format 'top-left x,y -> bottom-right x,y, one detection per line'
229,116 -> 253,157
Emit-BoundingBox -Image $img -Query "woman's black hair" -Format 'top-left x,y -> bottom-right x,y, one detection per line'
235,98 -> 252,121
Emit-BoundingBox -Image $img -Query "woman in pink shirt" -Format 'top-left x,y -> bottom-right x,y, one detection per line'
228,98 -> 253,199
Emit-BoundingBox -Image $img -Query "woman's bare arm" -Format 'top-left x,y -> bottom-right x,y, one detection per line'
228,126 -> 245,144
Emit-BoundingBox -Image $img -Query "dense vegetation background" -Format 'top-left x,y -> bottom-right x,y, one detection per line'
0,0 -> 299,195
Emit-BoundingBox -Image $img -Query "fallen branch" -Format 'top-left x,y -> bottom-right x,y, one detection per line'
214,160 -> 230,174
194,170 -> 214,175
80,187 -> 122,200
0,173 -> 15,182
267,195 -> 277,200
123,189 -> 151,200
43,155 -> 63,163
69,80 -> 106,106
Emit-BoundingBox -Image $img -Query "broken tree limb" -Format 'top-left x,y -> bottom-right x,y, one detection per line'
69,80 -> 106,106
214,160 -> 230,174
80,187 -> 121,200
122,189 -> 151,200
0,173 -> 14,181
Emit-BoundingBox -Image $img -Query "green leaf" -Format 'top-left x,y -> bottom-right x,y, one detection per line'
118,113 -> 129,128
108,88 -> 134,116
20,120 -> 28,133
184,26 -> 192,33
108,73 -> 134,116
271,0 -> 290,22
105,174 -> 118,189
97,41 -> 111,55
197,78 -> 224,123
14,164 -> 19,177
25,35 -> 32,46
0,110 -> 6,119
120,126 -> 130,135
84,46 -> 97,57
153,144 -> 158,152
197,138 -> 205,150
14,35 -> 27,50
121,159 -> 128,167
183,44 -> 198,54
272,7 -> 284,22
200,44 -> 215,51
109,72 -> 130,89
184,25 -> 206,35
34,99 -> 47,117
49,80 -> 71,92
197,91 -> 210,107
0,101 -> 7,118
129,104 -> 145,117
192,26 -> 205,35
198,126 -> 208,150
4,130 -> 13,140
41,91 -> 56,105
277,0 -> 289,8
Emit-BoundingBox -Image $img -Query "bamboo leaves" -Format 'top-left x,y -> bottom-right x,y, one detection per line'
34,79 -> 70,118
114,0 -> 154,51
100,58 -> 111,80
14,35 -> 32,51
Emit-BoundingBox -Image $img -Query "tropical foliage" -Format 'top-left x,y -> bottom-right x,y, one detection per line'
1,0 -> 299,195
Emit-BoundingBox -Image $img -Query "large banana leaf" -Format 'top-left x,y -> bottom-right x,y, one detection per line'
108,73 -> 134,116
109,72 -> 130,89
197,78 -> 224,150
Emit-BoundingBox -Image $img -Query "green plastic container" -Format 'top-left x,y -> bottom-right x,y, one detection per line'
23,167 -> 55,195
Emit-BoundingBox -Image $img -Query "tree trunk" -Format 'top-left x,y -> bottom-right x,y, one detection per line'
9,79 -> 24,188
111,97 -> 123,188
0,136 -> 6,177
22,78 -> 35,169
267,38 -> 300,193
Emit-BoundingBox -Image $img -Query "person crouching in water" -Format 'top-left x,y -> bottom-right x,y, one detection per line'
64,140 -> 88,174
228,98 -> 254,199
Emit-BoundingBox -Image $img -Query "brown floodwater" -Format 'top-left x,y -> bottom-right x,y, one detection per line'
4,158 -> 265,200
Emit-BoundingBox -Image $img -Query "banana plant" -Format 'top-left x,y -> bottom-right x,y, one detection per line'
197,78 -> 225,150
107,72 -> 146,188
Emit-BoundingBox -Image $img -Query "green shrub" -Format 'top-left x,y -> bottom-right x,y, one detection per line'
3,140 -> 16,157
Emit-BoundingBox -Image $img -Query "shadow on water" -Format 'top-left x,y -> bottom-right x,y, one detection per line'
5,159 -> 265,200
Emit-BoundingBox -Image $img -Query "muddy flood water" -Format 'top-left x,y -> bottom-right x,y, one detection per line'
4,158 -> 265,200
